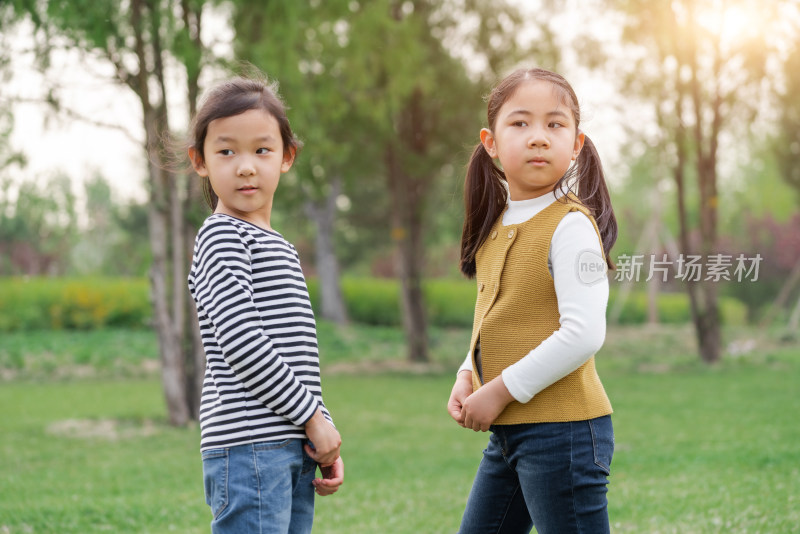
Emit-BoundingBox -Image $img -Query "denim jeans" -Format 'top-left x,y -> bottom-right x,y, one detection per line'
459,415 -> 614,534
202,439 -> 316,534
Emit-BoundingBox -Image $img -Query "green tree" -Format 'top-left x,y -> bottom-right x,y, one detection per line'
359,0 -> 560,362
231,0 -> 371,326
70,174 -> 151,276
0,173 -> 77,275
775,5 -> 800,200
615,0 -> 785,362
233,0 -> 556,362
769,8 -> 800,330
13,0 -> 214,424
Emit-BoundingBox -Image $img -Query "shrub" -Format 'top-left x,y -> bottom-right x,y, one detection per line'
307,278 -> 402,326
0,277 -> 151,332
309,278 -> 747,328
342,278 -> 403,326
0,276 -> 747,332
308,277 -> 475,328
608,289 -> 748,326
423,279 -> 476,328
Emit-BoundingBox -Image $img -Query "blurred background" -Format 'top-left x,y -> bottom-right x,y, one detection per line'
1,1 -> 799,532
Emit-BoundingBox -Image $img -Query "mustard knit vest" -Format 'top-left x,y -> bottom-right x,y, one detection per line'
469,196 -> 613,425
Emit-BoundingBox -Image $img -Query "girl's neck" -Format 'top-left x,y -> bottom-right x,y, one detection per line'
503,188 -> 565,226
508,187 -> 564,205
214,207 -> 273,232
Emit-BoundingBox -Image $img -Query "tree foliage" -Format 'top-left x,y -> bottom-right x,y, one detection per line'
228,0 -> 557,361
10,0 -> 215,425
614,0 -> 787,362
0,174 -> 76,275
775,3 -> 800,202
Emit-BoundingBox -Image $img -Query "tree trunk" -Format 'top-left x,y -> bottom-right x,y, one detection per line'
180,3 -> 206,419
695,282 -> 721,363
646,189 -> 663,325
670,24 -> 722,364
647,271 -> 660,325
385,144 -> 428,363
760,257 -> 800,328
304,176 -> 348,324
787,290 -> 800,333
688,2 -> 722,364
673,84 -> 704,361
146,153 -> 190,426
184,173 -> 206,418
132,0 -> 191,425
186,300 -> 206,418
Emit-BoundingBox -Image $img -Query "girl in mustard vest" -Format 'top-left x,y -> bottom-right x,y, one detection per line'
447,68 -> 618,533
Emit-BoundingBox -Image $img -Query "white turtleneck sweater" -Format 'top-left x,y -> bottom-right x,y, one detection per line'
458,190 -> 609,404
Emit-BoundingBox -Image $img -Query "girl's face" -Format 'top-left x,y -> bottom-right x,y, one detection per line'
189,108 -> 294,229
481,80 -> 584,201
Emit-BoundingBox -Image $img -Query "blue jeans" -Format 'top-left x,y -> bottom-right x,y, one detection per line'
459,416 -> 614,534
202,439 -> 316,534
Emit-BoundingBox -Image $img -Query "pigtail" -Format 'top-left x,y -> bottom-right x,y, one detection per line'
460,143 -> 508,278
562,135 -> 618,269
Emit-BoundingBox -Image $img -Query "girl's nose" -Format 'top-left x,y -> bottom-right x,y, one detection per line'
528,128 -> 549,148
237,159 -> 255,176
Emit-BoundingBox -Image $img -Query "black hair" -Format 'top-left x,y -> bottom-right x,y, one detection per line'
188,75 -> 302,210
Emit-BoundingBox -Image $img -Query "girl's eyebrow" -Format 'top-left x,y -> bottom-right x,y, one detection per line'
507,109 -> 570,119
211,134 -> 278,143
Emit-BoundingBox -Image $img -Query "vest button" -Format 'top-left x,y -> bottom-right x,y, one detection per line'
508,229 -> 515,238
491,231 -> 498,239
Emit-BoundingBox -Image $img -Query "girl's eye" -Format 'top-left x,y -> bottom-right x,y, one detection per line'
219,149 -> 234,156
549,122 -> 563,129
512,121 -> 527,127
256,148 -> 271,154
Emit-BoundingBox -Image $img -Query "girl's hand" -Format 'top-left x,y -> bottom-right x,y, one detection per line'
304,409 -> 341,467
461,377 -> 514,432
447,370 -> 475,426
313,456 -> 344,496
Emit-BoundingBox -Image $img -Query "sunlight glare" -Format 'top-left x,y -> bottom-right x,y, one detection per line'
696,1 -> 768,51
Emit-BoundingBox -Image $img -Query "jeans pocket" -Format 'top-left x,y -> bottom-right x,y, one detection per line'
588,416 -> 614,476
253,438 -> 292,452
202,448 -> 229,519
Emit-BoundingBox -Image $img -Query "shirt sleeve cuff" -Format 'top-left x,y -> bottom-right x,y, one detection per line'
501,367 -> 535,404
458,350 -> 473,375
291,393 -> 321,427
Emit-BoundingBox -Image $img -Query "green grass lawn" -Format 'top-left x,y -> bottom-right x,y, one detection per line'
1,324 -> 798,533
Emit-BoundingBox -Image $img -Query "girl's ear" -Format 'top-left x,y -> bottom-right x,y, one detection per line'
480,128 -> 497,158
188,147 -> 208,176
572,131 -> 586,161
281,146 -> 296,173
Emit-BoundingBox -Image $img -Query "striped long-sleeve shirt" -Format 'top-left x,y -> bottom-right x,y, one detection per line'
188,214 -> 331,451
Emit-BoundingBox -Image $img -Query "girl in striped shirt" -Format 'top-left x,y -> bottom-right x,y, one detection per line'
187,75 -> 343,534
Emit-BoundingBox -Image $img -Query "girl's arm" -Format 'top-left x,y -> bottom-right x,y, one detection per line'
501,211 -> 608,403
191,221 -> 321,428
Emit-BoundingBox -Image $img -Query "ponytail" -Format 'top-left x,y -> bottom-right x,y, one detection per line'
558,135 -> 617,269
460,143 -> 508,278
